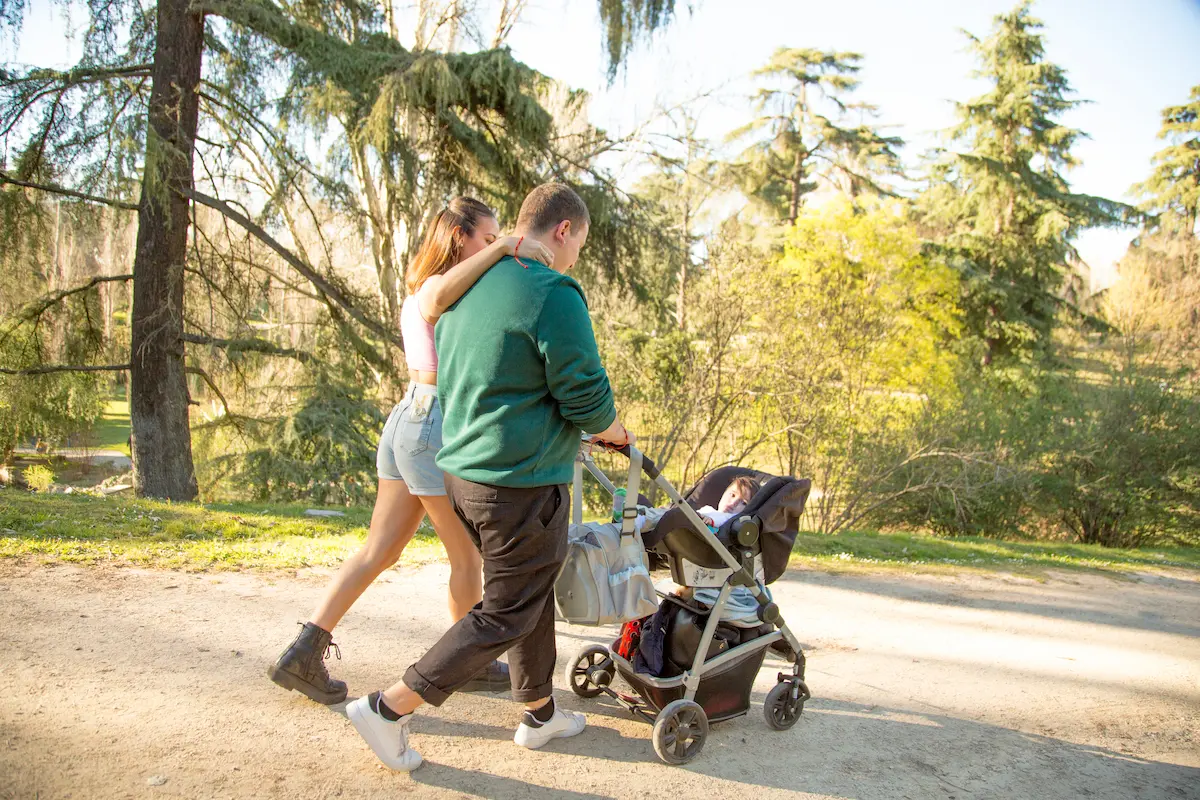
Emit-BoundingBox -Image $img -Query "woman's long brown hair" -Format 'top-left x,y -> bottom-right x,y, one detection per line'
405,197 -> 496,294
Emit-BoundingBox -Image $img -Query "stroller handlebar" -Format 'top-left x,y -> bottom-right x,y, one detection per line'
582,436 -> 661,480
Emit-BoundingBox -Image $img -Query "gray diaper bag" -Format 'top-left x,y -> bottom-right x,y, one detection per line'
554,444 -> 658,626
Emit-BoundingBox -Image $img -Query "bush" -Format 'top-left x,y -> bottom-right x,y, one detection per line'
233,378 -> 385,506
1,329 -> 105,464
877,364 -> 1200,547
1035,372 -> 1200,547
23,464 -> 55,493
874,375 -> 1039,538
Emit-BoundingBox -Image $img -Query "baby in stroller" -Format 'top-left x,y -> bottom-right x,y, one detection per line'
556,440 -> 812,765
635,475 -> 759,532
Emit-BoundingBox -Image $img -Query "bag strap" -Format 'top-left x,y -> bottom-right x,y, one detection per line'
572,438 -> 643,537
620,447 -> 642,539
573,451 -> 585,526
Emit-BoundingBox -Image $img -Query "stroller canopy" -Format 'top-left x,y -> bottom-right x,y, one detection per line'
643,466 -> 811,584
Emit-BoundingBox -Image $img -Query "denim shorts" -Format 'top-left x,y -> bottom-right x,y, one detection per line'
376,382 -> 446,495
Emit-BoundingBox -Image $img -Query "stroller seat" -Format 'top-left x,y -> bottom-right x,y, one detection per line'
643,466 -> 811,587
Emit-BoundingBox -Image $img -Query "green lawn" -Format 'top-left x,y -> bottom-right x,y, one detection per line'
89,395 -> 132,455
788,530 -> 1200,574
2,490 -> 1198,576
0,491 -> 442,570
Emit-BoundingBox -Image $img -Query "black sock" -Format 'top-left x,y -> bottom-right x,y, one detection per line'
530,696 -> 555,723
369,691 -> 403,722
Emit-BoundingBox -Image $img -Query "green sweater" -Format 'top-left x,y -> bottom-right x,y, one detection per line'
434,256 -> 616,487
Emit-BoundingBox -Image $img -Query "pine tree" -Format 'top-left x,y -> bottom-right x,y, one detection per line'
1120,86 -> 1200,357
727,47 -> 903,225
919,1 -> 1133,366
1134,84 -> 1200,236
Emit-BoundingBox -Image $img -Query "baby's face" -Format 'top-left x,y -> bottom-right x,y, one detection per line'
717,484 -> 749,514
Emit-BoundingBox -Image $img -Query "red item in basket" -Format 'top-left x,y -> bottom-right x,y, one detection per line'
616,617 -> 645,660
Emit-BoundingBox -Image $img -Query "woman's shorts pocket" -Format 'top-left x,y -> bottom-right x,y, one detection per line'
400,393 -> 436,456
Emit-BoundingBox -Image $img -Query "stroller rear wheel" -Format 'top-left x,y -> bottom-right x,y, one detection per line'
764,679 -> 806,730
567,644 -> 613,698
652,699 -> 709,765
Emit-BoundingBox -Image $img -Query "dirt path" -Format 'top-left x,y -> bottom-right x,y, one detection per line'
2,562 -> 1198,799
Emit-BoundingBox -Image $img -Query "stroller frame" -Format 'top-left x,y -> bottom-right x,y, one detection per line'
565,440 -> 811,765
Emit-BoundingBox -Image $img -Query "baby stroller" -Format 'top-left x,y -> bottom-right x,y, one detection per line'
555,438 -> 812,765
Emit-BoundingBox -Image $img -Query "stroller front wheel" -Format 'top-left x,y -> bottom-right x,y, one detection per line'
567,644 -> 613,698
764,679 -> 806,730
652,699 -> 709,765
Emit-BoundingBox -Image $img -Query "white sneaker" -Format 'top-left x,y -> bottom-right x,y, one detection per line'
513,701 -> 586,750
347,694 -> 423,771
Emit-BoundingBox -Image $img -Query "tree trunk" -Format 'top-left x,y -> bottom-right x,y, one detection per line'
788,148 -> 805,226
676,256 -> 687,330
352,141 -> 401,332
99,211 -> 114,344
128,0 -> 203,500
676,122 -> 704,330
350,141 -> 406,400
787,83 -> 808,226
384,0 -> 397,39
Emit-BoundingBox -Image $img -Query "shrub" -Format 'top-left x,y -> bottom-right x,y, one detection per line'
234,378 -> 385,506
23,464 -> 55,493
1,331 -> 105,464
1035,372 -> 1200,547
877,365 -> 1200,547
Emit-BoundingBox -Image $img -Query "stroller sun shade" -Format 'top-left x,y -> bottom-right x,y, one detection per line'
643,466 -> 811,584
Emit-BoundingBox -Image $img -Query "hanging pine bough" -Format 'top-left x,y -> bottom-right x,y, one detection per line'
597,0 -> 676,82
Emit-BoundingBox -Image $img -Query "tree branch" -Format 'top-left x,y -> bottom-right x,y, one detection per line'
183,188 -> 403,348
182,333 -> 315,364
0,363 -> 129,375
0,171 -> 139,210
2,63 -> 153,87
491,0 -> 529,47
6,273 -> 134,326
185,365 -> 234,420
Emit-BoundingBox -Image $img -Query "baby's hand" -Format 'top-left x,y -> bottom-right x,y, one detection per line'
702,515 -> 715,527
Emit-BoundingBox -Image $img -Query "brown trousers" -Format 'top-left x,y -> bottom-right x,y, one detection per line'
403,476 -> 569,705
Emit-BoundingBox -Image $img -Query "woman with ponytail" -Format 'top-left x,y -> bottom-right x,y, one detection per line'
268,198 -> 554,704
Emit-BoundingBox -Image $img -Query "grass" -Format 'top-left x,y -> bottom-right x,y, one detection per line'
2,490 -> 1198,577
0,490 -> 443,571
89,395 -> 132,455
789,530 -> 1200,574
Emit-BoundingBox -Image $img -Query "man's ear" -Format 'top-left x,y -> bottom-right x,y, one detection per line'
553,219 -> 571,244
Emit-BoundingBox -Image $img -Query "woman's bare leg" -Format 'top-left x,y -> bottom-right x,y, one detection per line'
309,479 -> 427,631
419,494 -> 482,621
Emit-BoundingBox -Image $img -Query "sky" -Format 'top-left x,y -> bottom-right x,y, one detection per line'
8,0 -> 1200,290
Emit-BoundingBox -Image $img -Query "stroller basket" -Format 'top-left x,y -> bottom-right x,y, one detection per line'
612,645 -> 768,723
561,438 -> 813,766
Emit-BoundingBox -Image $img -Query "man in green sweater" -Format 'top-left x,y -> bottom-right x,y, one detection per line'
347,183 -> 634,770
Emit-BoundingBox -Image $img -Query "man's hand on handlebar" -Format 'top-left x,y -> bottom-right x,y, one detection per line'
592,418 -> 636,449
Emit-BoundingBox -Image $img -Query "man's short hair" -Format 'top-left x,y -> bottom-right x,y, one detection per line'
516,183 -> 590,234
